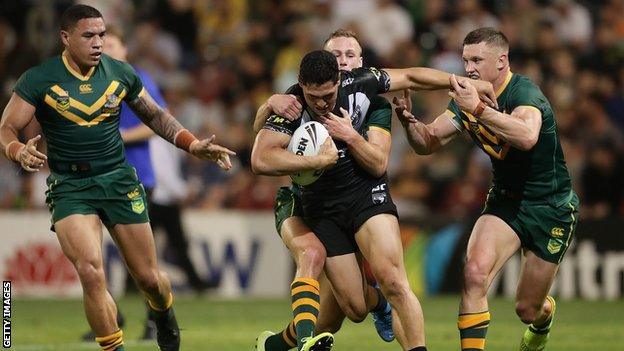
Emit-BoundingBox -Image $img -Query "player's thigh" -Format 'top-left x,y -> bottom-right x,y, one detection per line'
354,213 -> 405,279
281,216 -> 326,261
324,253 -> 368,319
109,222 -> 159,276
54,214 -> 104,269
316,272 -> 346,333
516,250 -> 558,306
465,214 -> 521,283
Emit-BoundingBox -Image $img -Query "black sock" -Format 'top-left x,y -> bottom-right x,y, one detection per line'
372,285 -> 388,313
409,347 -> 427,351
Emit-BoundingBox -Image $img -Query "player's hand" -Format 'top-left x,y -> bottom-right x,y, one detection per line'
392,90 -> 418,124
316,137 -> 338,169
453,75 -> 498,110
449,74 -> 483,113
17,135 -> 47,172
321,108 -> 359,144
189,135 -> 236,170
268,94 -> 302,121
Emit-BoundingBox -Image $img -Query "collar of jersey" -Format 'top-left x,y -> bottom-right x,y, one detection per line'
62,51 -> 96,81
495,70 -> 513,97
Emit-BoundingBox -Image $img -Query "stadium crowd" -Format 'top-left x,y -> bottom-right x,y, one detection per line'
0,0 -> 623,222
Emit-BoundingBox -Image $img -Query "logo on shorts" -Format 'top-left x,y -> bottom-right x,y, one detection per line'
127,188 -> 140,199
547,238 -> 563,254
371,183 -> 388,205
550,227 -> 565,237
131,198 -> 145,214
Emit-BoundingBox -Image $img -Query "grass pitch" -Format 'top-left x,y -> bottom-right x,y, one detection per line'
10,295 -> 624,350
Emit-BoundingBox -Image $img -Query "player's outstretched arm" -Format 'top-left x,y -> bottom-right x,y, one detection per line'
385,68 -> 498,109
393,90 -> 459,155
449,75 -> 541,151
127,91 -> 235,170
253,94 -> 302,134
0,93 -> 47,172
251,129 -> 337,176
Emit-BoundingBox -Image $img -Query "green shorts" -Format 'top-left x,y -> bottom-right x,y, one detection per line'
483,190 -> 579,264
274,186 -> 303,234
45,162 -> 149,229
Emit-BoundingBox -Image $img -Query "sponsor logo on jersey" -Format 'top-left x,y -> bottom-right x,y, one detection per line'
342,78 -> 354,87
547,238 -> 563,254
371,183 -> 388,204
551,227 -> 565,238
102,94 -> 121,114
79,84 -> 93,94
55,96 -> 70,112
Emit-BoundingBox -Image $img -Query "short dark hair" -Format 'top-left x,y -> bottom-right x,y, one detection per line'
60,4 -> 103,31
323,29 -> 360,48
298,50 -> 339,86
463,27 -> 509,51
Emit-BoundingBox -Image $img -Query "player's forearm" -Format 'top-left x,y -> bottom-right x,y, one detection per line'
400,120 -> 437,155
251,147 -> 325,176
253,102 -> 272,134
0,123 -> 23,160
121,125 -> 155,144
388,67 -> 453,92
345,134 -> 388,177
479,108 -> 537,151
128,95 -> 184,145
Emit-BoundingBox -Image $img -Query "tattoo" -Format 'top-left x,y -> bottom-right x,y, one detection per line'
127,93 -> 183,144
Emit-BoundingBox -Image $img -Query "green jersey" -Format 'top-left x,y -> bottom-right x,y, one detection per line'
447,72 -> 573,206
14,53 -> 144,176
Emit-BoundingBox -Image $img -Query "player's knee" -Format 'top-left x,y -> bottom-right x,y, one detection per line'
298,244 -> 326,273
75,260 -> 106,292
134,269 -> 161,294
342,301 -> 368,323
515,300 -> 540,324
463,260 -> 489,294
374,266 -> 409,301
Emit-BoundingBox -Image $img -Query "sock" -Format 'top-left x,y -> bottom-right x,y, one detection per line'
530,296 -> 555,334
458,310 -> 490,351
291,278 -> 320,350
147,292 -> 173,312
408,347 -> 427,351
371,285 -> 390,314
95,329 -> 124,351
265,321 -> 297,351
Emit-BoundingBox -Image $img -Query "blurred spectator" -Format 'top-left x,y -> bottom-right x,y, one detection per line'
546,0 -> 593,50
581,139 -> 624,219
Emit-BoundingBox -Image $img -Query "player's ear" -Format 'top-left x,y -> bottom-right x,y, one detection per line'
497,53 -> 507,71
60,30 -> 70,47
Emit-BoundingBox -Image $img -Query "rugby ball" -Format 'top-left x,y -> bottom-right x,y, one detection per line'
287,121 -> 330,185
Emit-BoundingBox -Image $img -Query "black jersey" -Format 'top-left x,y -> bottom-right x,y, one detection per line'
263,67 -> 391,203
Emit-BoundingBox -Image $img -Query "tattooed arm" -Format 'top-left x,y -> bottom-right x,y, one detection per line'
127,91 -> 236,170
127,92 -> 184,144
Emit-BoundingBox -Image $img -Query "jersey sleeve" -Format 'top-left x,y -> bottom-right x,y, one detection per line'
507,80 -> 547,115
445,100 -> 464,131
351,67 -> 391,95
366,96 -> 392,134
119,62 -> 145,101
262,84 -> 301,136
13,68 -> 41,107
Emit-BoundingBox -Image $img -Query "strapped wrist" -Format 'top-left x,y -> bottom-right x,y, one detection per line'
473,101 -> 486,117
5,141 -> 25,162
173,129 -> 198,152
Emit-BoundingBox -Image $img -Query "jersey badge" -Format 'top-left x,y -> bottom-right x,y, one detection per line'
102,94 -> 121,114
55,95 -> 70,112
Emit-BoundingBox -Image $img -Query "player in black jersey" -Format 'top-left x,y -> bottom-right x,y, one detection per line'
252,49 -> 496,351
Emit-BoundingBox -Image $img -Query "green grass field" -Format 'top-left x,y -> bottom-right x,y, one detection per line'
9,295 -> 624,350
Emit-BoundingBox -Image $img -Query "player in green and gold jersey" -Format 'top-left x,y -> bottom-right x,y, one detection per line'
395,27 -> 578,351
0,5 -> 234,351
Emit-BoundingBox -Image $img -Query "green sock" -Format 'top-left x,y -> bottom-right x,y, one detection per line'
290,278 -> 320,350
265,321 -> 297,351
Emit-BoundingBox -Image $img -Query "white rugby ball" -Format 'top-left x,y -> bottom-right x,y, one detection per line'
287,121 -> 330,186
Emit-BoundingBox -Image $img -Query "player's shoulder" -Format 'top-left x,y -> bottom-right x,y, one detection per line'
100,54 -> 135,74
19,55 -> 62,82
343,67 -> 384,85
370,95 -> 391,110
509,73 -> 543,95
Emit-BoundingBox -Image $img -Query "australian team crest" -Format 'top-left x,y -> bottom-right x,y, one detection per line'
55,95 -> 70,112
102,93 -> 121,114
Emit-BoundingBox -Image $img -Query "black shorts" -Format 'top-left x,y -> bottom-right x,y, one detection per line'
302,180 -> 398,257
